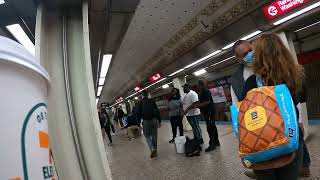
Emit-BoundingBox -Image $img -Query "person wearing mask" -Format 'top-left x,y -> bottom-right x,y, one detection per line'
197,79 -> 220,152
239,33 -> 304,180
138,91 -> 161,158
232,39 -> 311,179
98,108 -> 112,145
167,88 -> 184,143
182,83 -> 204,144
105,103 -> 116,135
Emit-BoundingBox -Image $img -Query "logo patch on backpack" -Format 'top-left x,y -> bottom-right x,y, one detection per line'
251,112 -> 258,119
288,128 -> 294,138
244,106 -> 267,131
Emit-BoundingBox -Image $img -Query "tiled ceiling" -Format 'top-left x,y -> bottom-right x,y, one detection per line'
101,0 -> 215,101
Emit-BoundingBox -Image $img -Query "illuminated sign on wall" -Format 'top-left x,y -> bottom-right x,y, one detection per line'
134,85 -> 141,92
264,0 -> 309,20
149,73 -> 162,84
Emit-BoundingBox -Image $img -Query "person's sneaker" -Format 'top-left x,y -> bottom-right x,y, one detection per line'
299,167 -> 311,177
169,139 -> 174,143
108,142 -> 113,146
244,171 -> 256,179
205,145 -> 216,152
111,133 -> 116,136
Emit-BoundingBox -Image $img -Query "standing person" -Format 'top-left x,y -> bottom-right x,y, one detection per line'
167,88 -> 184,143
240,33 -> 304,180
197,79 -> 220,152
138,91 -> 161,158
98,108 -> 112,145
117,107 -> 125,127
182,83 -> 204,144
106,103 -> 116,135
232,39 -> 311,179
231,40 -> 257,179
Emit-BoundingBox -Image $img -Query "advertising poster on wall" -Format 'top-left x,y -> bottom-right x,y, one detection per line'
210,86 -> 227,103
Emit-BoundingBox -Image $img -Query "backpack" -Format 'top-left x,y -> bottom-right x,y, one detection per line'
185,136 -> 201,157
230,81 -> 299,166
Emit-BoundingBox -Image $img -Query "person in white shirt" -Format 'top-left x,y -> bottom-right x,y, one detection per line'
182,83 -> 204,144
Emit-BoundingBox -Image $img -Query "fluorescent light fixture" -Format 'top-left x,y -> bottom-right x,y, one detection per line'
98,78 -> 105,86
222,42 -> 235,50
97,90 -> 101,96
274,2 -> 320,25
6,24 -> 35,55
211,56 -> 235,67
96,98 -> 99,104
294,20 -> 320,32
98,86 -> 103,92
185,50 -> 222,69
240,31 -> 262,40
0,0 -> 5,4
194,69 -> 207,76
100,54 -> 112,78
162,84 -> 169,89
169,68 -> 185,77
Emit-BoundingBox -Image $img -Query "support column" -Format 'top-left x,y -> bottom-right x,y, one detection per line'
173,77 -> 192,131
277,32 -> 309,140
36,3 -> 111,180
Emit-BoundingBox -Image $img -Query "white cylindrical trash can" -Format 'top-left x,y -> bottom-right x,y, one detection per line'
175,136 -> 186,154
0,36 -> 56,180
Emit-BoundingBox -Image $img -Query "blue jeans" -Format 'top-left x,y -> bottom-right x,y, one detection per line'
143,119 -> 158,151
186,115 -> 203,144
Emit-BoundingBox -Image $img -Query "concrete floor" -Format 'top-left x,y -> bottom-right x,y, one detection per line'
102,122 -> 320,180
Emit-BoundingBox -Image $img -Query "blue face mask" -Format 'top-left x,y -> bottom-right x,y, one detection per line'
244,50 -> 254,65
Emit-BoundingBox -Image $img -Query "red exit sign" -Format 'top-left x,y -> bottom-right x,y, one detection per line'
264,0 -> 309,20
149,73 -> 162,83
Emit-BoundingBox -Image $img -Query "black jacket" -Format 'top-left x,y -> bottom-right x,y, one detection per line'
138,98 -> 161,123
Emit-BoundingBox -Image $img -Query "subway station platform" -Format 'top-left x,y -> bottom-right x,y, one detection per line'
103,122 -> 320,180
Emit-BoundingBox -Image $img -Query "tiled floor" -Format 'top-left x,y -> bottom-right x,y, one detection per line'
102,122 -> 320,180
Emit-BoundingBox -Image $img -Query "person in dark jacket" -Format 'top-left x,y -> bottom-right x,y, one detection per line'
138,91 -> 161,158
167,88 -> 184,143
197,79 -> 220,152
99,108 -> 112,145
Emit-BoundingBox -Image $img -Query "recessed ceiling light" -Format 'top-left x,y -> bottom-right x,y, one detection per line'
162,84 -> 169,89
0,0 -> 5,4
194,69 -> 207,76
100,54 -> 112,78
98,86 -> 103,92
6,24 -> 35,55
99,78 -> 105,86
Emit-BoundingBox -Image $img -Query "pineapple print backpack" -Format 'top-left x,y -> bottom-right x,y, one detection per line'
230,78 -> 299,166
